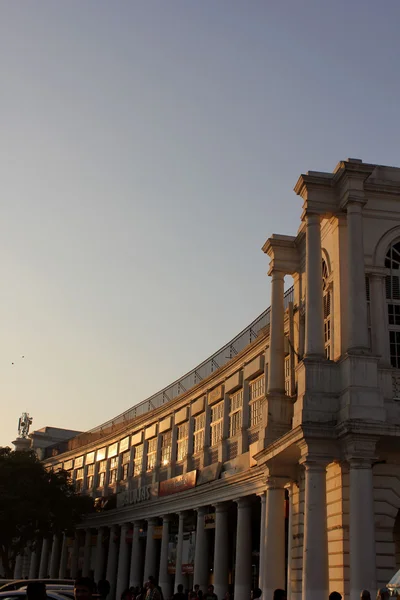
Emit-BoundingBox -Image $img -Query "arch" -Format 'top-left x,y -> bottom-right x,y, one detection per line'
373,225 -> 400,267
321,248 -> 332,275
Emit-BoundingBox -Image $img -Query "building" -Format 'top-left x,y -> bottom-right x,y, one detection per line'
20,158 -> 400,600
13,425 -> 82,459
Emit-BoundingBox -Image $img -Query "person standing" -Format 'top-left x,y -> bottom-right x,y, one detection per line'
146,577 -> 162,600
376,589 -> 390,600
204,585 -> 217,600
172,584 -> 186,600
273,590 -> 286,600
360,592 -> 371,600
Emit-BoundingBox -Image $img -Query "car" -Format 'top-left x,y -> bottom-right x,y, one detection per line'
0,582 -> 73,593
0,591 -> 71,600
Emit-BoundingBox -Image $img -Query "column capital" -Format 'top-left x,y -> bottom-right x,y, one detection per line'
162,514 -> 172,523
342,194 -> 367,211
196,506 -> 207,517
344,434 -> 378,465
119,522 -> 130,531
266,476 -> 290,490
147,517 -> 159,527
214,501 -> 230,513
235,496 -> 253,509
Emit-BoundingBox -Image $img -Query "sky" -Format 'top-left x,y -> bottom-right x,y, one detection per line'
1,0 -> 400,448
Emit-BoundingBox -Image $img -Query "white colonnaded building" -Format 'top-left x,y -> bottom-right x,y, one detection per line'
16,158 -> 400,600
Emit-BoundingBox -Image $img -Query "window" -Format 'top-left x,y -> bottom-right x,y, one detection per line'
249,377 -> 264,427
86,464 -> 95,490
193,413 -> 205,454
229,390 -> 243,437
147,438 -> 157,471
161,431 -> 172,466
133,444 -> 143,476
177,422 -> 188,462
121,451 -> 130,480
386,241 -> 400,368
322,260 -> 331,359
75,468 -> 84,492
285,355 -> 291,396
98,460 -> 107,488
211,402 -> 224,446
109,457 -> 118,485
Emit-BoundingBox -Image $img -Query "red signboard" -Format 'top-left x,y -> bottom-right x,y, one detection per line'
159,470 -> 197,496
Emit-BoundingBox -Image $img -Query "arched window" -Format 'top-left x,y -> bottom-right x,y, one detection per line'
322,260 -> 331,359
385,241 -> 400,368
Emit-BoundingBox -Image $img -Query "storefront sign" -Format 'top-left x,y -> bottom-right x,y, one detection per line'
153,525 -> 163,539
116,483 -> 158,508
197,462 -> 222,486
159,470 -> 197,496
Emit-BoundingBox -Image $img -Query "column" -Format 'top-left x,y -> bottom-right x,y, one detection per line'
193,507 -> 208,591
258,492 -> 266,591
116,523 -> 131,600
369,273 -> 390,364
301,461 -> 329,600
106,525 -> 119,600
174,512 -> 185,592
159,515 -> 172,599
267,270 -> 286,393
83,529 -> 92,577
286,484 -> 294,600
70,532 -> 80,579
143,518 -> 158,581
14,553 -> 23,579
234,498 -> 252,600
130,522 -> 143,588
39,537 -> 50,578
213,503 -> 229,600
59,533 -> 69,579
349,460 -> 376,600
304,213 -> 324,358
49,533 -> 61,578
94,527 -> 106,584
263,482 -> 286,598
29,546 -> 40,579
347,201 -> 369,351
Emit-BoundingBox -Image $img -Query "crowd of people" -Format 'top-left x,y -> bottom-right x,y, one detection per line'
23,577 -> 397,600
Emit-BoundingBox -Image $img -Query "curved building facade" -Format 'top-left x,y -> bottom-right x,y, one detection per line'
20,158 -> 400,600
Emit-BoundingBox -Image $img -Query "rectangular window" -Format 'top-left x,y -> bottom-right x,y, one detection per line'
86,464 -> 95,490
193,413 -> 205,454
211,402 -> 224,446
121,451 -> 130,480
390,331 -> 400,369
75,468 -> 84,492
147,438 -> 157,471
176,422 -> 189,462
109,457 -> 118,484
98,460 -> 107,488
229,390 -> 243,437
161,431 -> 172,466
249,376 -> 264,428
324,291 -> 331,359
285,356 -> 291,396
133,444 -> 143,477
249,376 -> 265,401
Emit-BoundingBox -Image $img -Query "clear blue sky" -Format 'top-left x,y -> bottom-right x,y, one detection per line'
1,1 -> 400,448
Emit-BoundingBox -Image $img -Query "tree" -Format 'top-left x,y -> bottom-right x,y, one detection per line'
0,447 -> 94,577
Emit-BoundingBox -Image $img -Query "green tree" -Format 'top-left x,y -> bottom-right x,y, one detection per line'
0,447 -> 94,577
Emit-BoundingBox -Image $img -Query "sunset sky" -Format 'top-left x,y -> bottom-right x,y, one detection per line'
1,1 -> 400,447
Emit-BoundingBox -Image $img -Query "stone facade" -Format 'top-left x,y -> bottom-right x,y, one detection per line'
20,158 -> 400,600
